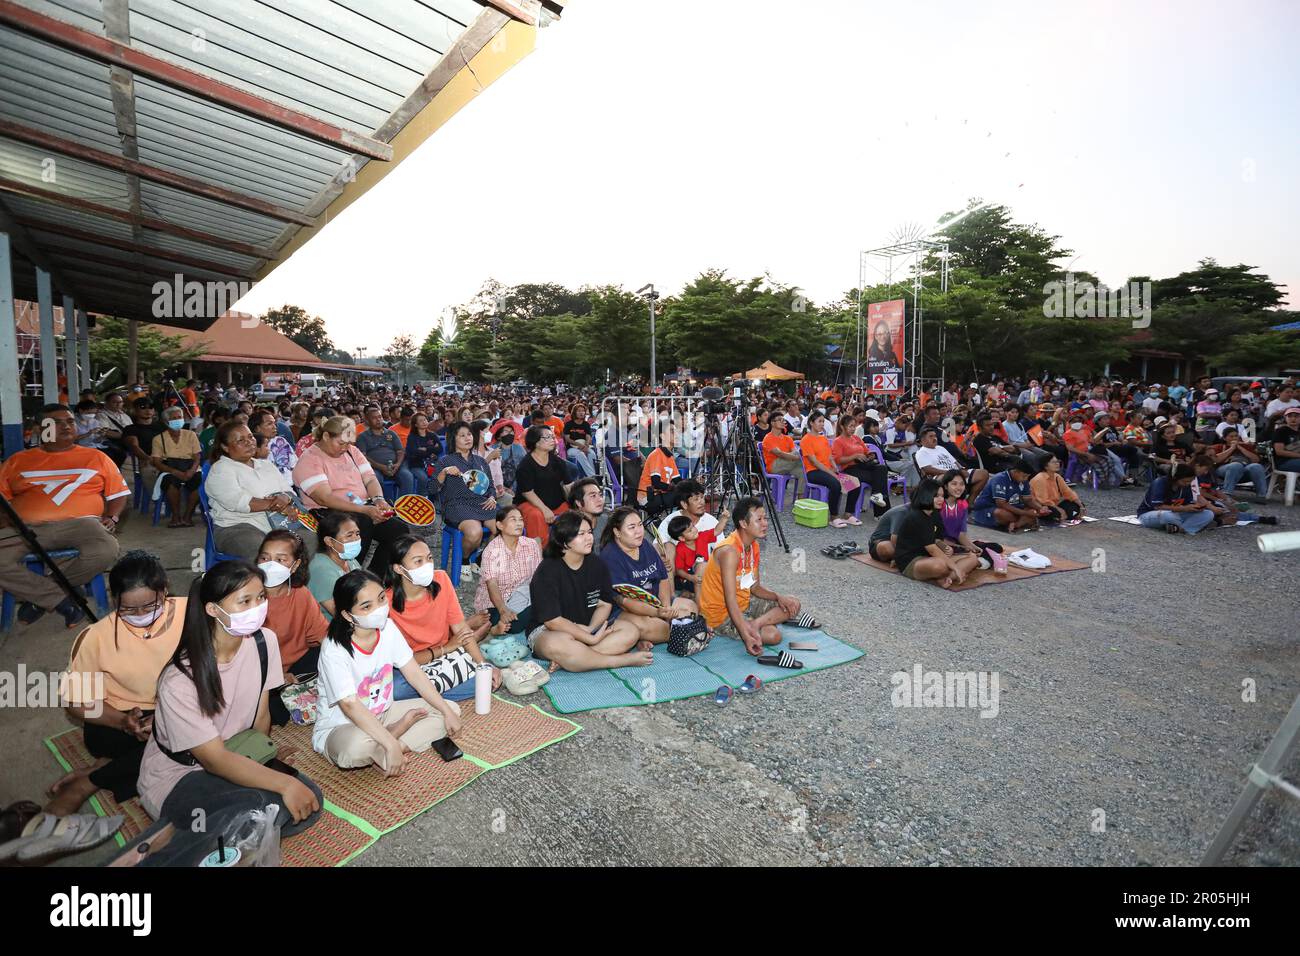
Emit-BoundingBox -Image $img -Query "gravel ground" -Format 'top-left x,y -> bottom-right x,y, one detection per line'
371,482 -> 1300,867
3,485 -> 1296,867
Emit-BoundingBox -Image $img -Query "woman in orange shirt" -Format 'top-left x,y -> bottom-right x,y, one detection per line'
257,530 -> 328,726
384,535 -> 496,704
801,410 -> 859,528
831,414 -> 890,517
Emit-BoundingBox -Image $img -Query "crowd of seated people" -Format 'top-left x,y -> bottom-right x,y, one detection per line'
9,372 -> 1297,861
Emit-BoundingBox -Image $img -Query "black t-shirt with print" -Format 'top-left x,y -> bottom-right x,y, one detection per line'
973,433 -> 1009,472
893,509 -> 941,571
1273,425 -> 1300,455
530,553 -> 616,628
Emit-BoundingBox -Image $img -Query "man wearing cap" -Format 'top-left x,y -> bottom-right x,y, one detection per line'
1272,407 -> 1300,476
971,458 -> 1048,532
1089,411 -> 1138,485
1194,389 -> 1223,435
1142,386 -> 1164,415
914,427 -> 990,500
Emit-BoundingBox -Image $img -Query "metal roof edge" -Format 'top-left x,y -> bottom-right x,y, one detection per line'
255,14 -> 537,282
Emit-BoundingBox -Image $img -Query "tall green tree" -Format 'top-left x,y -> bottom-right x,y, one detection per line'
380,334 -> 418,386
90,317 -> 207,385
259,304 -> 334,356
658,270 -> 823,377
1146,259 -> 1288,370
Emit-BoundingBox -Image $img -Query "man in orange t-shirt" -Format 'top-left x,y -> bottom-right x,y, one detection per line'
638,426 -> 681,509
0,404 -> 127,626
761,415 -> 801,479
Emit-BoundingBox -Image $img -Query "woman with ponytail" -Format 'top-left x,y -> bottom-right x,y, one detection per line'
136,560 -> 321,840
313,569 -> 464,775
385,535 -> 496,703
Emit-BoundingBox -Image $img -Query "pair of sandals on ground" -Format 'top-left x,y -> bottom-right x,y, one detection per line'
0,799 -> 124,865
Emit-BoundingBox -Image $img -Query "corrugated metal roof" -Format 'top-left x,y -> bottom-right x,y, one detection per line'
0,0 -> 561,329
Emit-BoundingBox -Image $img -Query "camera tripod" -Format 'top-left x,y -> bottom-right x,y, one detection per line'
693,404 -> 789,552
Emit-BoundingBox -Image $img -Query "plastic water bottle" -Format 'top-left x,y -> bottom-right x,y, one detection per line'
474,663 -> 493,715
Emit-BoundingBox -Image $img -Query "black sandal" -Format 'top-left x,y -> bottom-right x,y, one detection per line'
757,651 -> 803,669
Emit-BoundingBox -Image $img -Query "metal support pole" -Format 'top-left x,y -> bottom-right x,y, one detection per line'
0,232 -> 23,457
78,309 -> 90,390
1202,692 -> 1300,864
37,267 -> 58,402
855,253 -> 864,390
126,318 -> 138,384
62,295 -> 79,401
649,297 -> 656,390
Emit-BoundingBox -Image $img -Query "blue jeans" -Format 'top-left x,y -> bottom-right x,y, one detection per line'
1216,462 -> 1268,496
397,465 -> 428,496
395,465 -> 417,497
392,666 -> 477,702
568,447 -> 597,478
1278,458 -> 1300,474
1138,508 -> 1215,535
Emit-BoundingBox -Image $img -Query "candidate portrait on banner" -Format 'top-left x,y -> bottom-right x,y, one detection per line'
866,299 -> 905,395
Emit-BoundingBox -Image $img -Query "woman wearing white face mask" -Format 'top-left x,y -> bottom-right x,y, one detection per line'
307,511 -> 363,620
385,536 -> 498,704
150,406 -> 202,528
46,551 -> 185,816
135,560 -> 322,846
314,570 -> 464,775
257,530 -> 328,726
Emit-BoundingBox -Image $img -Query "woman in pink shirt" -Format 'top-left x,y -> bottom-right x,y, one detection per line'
292,415 -> 408,578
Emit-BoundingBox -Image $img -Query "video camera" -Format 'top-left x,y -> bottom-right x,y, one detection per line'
699,379 -> 747,415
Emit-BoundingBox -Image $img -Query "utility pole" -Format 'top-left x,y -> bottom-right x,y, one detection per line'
637,284 -> 660,392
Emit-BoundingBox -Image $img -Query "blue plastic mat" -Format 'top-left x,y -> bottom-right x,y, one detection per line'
612,652 -> 726,704
542,667 -> 644,711
693,627 -> 865,687
540,627 -> 864,714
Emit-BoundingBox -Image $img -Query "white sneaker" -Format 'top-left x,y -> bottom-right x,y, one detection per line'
870,493 -> 887,508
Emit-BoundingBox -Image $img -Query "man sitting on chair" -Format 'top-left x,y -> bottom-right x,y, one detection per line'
0,405 -> 128,628
698,497 -> 819,656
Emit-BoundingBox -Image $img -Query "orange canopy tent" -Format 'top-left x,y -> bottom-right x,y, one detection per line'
733,360 -> 805,381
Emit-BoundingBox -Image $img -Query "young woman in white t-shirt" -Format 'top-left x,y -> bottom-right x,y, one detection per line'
314,570 -> 463,777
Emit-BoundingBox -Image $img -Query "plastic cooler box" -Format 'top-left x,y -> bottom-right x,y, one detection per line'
792,498 -> 830,528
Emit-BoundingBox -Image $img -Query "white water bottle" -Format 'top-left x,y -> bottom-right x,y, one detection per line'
474,663 -> 493,715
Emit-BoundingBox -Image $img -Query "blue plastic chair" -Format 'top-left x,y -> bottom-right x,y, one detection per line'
762,461 -> 795,512
1,551 -> 110,631
802,481 -> 830,505
440,524 -> 489,588
868,443 -> 908,500
604,455 -> 624,506
198,465 -> 240,569
1065,453 -> 1101,490
379,477 -> 400,502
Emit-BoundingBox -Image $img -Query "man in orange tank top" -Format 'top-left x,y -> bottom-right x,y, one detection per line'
698,497 -> 819,656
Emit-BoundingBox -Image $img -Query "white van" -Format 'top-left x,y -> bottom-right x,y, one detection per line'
298,373 -> 331,399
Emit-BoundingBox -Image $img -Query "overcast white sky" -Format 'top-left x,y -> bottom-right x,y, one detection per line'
235,0 -> 1300,354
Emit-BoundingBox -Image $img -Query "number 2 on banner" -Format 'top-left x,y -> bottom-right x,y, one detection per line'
872,373 -> 899,391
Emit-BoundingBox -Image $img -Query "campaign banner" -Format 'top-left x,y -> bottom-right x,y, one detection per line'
865,299 -> 905,395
